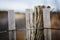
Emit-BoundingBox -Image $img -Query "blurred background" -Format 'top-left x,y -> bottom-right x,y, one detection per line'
0,0 -> 60,40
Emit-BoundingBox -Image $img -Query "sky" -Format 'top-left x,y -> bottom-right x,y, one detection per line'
0,0 -> 60,12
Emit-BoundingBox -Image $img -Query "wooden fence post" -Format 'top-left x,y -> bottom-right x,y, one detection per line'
43,7 -> 51,40
29,9 -> 34,40
26,9 -> 34,40
8,10 -> 16,40
26,9 -> 31,40
34,6 -> 44,40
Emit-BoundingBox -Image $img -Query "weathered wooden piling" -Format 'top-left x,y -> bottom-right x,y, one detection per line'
8,10 -> 16,40
43,6 -> 51,40
34,6 -> 44,40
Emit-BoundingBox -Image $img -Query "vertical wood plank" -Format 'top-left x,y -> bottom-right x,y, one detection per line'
35,6 -> 44,40
8,10 -> 15,30
38,6 -> 44,40
26,9 -> 31,40
34,6 -> 37,40
34,6 -> 37,28
29,9 -> 34,40
8,10 -> 16,40
43,7 -> 51,40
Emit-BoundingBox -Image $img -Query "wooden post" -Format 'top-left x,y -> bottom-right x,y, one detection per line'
29,9 -> 34,40
8,10 -> 16,40
34,6 -> 44,40
26,9 -> 31,40
34,6 -> 37,40
43,7 -> 51,40
37,6 -> 44,40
